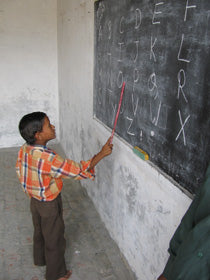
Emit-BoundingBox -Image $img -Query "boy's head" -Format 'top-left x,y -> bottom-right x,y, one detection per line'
19,112 -> 55,145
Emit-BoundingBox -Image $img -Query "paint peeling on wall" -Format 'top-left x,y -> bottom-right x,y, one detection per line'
119,165 -> 138,214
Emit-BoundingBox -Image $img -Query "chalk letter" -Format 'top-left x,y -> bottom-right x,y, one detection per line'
177,69 -> 188,103
148,73 -> 159,99
112,103 -> 117,125
132,94 -> 139,116
133,68 -> 139,92
135,8 -> 142,29
150,101 -> 162,125
117,71 -> 123,88
134,41 -> 139,62
152,2 -> 164,24
150,36 -> 157,62
140,130 -> 143,141
175,111 -> 190,146
184,0 -> 196,22
108,20 -> 112,40
177,34 -> 190,63
154,101 -> 162,126
126,117 -> 135,136
119,16 -> 125,34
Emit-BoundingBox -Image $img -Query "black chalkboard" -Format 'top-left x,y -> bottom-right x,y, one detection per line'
94,0 -> 210,195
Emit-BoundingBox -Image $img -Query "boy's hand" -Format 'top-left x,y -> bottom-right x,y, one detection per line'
100,137 -> 113,157
88,137 -> 113,170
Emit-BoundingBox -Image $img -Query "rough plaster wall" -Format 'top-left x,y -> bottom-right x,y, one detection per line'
57,1 -> 192,279
0,0 -> 59,148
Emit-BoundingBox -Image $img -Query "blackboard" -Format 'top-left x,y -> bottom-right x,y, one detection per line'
93,0 -> 210,195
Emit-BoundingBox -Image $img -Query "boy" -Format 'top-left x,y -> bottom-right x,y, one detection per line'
16,111 -> 113,280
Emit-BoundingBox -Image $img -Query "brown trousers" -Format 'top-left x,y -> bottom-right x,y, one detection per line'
30,194 -> 67,280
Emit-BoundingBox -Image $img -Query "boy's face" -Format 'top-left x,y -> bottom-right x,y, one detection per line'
35,116 -> 56,145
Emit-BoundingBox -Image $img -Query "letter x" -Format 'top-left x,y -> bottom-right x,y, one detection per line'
175,110 -> 190,146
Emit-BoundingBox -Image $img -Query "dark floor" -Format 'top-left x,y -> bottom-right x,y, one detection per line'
0,145 -> 136,280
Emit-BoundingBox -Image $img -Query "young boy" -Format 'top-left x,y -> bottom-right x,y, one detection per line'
16,111 -> 113,280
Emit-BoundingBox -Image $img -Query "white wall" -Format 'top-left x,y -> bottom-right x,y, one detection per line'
57,1 -> 192,280
0,0 -> 59,147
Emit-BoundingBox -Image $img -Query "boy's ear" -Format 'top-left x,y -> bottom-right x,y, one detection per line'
35,131 -> 42,140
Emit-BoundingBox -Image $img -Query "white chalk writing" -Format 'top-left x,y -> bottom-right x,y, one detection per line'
133,68 -> 139,92
177,34 -> 190,63
184,0 -> 196,22
119,16 -> 125,34
132,94 -> 139,116
150,37 -> 157,62
134,41 -> 139,62
177,69 -> 188,103
148,73 -> 159,100
175,111 -> 190,146
112,103 -> 117,125
152,1 -> 164,24
108,20 -> 112,40
135,8 -> 142,29
117,71 -> 123,88
126,117 -> 135,136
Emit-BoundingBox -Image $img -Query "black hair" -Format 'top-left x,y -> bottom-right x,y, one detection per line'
19,112 -> 46,144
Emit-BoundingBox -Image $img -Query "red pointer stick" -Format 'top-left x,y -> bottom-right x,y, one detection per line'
110,82 -> 126,144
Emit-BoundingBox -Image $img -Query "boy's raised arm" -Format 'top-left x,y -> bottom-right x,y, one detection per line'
88,137 -> 113,171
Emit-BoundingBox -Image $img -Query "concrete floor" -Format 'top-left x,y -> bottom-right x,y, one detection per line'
0,145 -> 136,280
